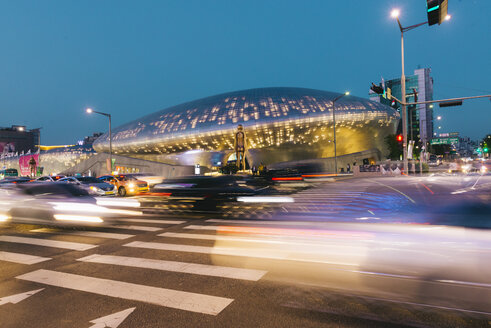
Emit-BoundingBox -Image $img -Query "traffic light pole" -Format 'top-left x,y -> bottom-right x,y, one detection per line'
399,24 -> 408,174
395,18 -> 430,174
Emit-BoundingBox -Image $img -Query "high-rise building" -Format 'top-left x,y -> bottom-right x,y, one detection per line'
370,68 -> 434,146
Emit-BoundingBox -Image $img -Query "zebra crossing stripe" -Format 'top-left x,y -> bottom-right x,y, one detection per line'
17,269 -> 233,315
0,251 -> 51,265
122,218 -> 186,224
124,241 -> 358,266
158,232 -> 343,248
199,220 -> 346,228
31,228 -> 134,240
78,254 -> 266,281
115,225 -> 163,232
0,236 -> 96,251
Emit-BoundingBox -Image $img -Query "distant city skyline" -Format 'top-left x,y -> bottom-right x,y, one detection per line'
0,0 -> 489,145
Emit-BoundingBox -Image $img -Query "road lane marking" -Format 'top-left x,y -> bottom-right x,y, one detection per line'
0,251 -> 51,265
114,225 -> 163,231
0,288 -> 44,306
17,269 -> 233,315
31,228 -> 135,240
89,307 -> 135,328
78,254 -> 266,281
368,180 -> 416,204
121,218 -> 186,224
0,236 -> 97,251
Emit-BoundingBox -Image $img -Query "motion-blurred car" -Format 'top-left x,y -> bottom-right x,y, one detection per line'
123,173 -> 164,187
210,199 -> 491,314
36,175 -> 66,182
152,175 -> 274,210
98,174 -> 149,196
0,183 -> 120,226
57,176 -> 116,196
428,154 -> 442,166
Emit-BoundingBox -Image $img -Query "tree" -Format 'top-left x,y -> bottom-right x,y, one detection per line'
431,144 -> 451,156
385,134 -> 402,160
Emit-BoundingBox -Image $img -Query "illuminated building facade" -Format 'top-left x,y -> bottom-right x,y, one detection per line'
93,87 -> 399,168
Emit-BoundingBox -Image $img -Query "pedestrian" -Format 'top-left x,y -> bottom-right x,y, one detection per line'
347,163 -> 351,173
258,163 -> 264,175
251,165 -> 257,176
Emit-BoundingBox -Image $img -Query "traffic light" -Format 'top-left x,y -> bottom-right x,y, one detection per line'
439,100 -> 463,107
427,0 -> 448,26
370,83 -> 384,95
396,134 -> 403,142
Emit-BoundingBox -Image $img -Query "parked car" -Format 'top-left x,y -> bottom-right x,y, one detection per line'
98,174 -> 149,196
57,176 -> 116,196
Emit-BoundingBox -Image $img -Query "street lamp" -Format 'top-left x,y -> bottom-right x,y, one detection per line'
86,107 -> 113,172
332,91 -> 350,175
391,9 -> 444,174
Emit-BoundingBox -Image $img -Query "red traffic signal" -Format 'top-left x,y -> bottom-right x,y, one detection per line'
396,134 -> 403,142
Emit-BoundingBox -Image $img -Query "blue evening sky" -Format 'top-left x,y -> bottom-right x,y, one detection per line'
0,0 -> 489,145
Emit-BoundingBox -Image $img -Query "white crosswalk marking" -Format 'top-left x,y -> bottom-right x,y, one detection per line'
78,254 -> 266,281
204,219 -> 344,227
115,225 -> 163,232
124,241 -> 357,266
122,218 -> 186,224
158,232 -> 341,248
30,228 -> 135,240
17,269 -> 233,315
184,225 -> 221,231
0,236 -> 97,251
0,251 -> 51,265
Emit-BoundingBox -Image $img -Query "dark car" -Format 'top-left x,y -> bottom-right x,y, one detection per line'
152,175 -> 259,210
58,176 -> 116,196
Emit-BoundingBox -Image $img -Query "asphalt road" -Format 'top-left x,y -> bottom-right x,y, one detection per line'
0,174 -> 490,328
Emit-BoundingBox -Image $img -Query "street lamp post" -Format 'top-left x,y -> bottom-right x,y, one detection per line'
332,91 -> 350,175
390,9 -> 450,174
86,108 -> 113,173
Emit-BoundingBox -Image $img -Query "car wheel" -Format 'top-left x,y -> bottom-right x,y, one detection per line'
118,187 -> 127,197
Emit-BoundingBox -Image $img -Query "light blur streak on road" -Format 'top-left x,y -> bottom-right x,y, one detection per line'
207,220 -> 491,315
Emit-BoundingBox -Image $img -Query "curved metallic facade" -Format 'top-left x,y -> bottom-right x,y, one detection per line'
93,87 -> 399,166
